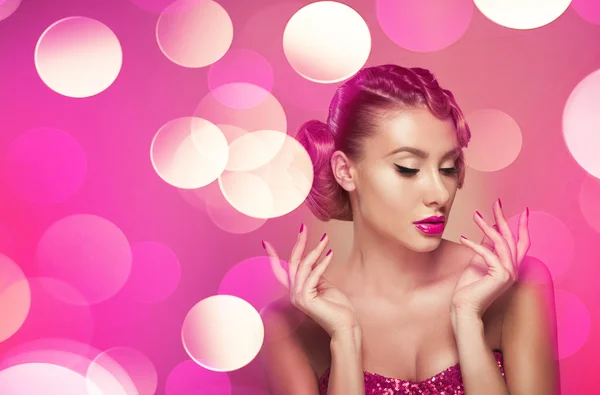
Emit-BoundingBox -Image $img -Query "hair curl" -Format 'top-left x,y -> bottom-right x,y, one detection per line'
295,64 -> 471,222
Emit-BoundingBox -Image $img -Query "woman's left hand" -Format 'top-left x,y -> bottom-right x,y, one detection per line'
451,198 -> 531,321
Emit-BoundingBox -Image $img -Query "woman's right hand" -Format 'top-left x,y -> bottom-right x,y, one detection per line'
262,224 -> 361,338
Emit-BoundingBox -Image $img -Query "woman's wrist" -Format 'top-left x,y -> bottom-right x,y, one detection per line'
330,327 -> 363,355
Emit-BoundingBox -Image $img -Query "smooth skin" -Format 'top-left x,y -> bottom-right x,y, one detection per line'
259,108 -> 559,395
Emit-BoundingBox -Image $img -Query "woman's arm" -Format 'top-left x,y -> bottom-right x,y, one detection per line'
327,328 -> 365,395
451,257 -> 559,395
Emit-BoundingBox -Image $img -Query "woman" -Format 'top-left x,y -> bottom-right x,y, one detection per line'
259,64 -> 559,394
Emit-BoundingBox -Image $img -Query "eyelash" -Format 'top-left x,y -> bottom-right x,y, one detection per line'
395,165 -> 458,176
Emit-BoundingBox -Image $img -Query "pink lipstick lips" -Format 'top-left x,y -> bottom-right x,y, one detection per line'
413,215 -> 446,235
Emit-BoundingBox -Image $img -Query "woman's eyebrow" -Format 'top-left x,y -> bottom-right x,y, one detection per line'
386,146 -> 460,159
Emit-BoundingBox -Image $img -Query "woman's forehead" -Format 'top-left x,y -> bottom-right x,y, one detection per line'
368,108 -> 459,157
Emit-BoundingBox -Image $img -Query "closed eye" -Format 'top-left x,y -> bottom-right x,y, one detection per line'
394,165 -> 458,176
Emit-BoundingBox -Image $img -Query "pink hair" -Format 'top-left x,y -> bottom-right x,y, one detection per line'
295,64 -> 472,222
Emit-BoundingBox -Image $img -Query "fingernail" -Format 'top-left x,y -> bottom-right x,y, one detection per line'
498,198 -> 502,209
526,207 -> 529,219
476,211 -> 483,219
320,233 -> 327,241
326,249 -> 332,256
460,235 -> 468,240
261,240 -> 266,250
299,223 -> 304,233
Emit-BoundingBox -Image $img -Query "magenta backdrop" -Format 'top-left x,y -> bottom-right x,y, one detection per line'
0,0 -> 599,394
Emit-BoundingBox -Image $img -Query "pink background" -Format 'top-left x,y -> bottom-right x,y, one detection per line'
1,0 -> 599,394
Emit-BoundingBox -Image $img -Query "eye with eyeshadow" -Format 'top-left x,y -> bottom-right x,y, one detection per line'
394,165 -> 458,176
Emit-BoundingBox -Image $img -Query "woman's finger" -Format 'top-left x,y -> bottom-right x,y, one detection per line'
492,199 -> 517,264
473,211 -> 514,276
294,233 -> 329,293
516,209 -> 530,264
460,235 -> 513,281
288,223 -> 308,285
302,249 -> 334,293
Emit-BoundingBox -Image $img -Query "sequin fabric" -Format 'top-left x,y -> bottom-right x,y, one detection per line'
319,350 -> 504,395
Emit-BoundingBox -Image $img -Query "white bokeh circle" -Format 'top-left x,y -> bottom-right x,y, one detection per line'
283,1 -> 371,83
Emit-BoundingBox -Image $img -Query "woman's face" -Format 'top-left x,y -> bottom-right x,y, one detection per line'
349,107 -> 461,251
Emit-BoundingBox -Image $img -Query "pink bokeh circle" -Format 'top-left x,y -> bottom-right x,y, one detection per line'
239,1 -> 339,112
0,338 -> 98,376
218,256 -> 288,313
554,288 -> 591,360
36,214 -> 132,305
181,295 -> 264,372
0,254 -> 30,343
463,109 -> 522,172
376,0 -> 473,52
208,49 -> 274,109
3,127 -> 87,205
0,363 -> 101,395
165,359 -> 231,395
507,210 -> 574,281
563,68 -> 600,179
120,241 -> 181,303
156,0 -> 233,68
35,17 -> 123,98
87,347 -> 158,395
283,1 -> 371,83
194,83 -> 288,134
578,175 -> 600,234
571,0 -> 600,25
0,0 -> 21,21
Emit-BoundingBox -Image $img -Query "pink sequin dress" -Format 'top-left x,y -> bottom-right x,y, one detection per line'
319,350 -> 504,395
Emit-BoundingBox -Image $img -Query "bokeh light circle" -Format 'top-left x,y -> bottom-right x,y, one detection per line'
7,278 -> 95,345
150,117 -> 229,189
120,241 -> 181,303
563,68 -> 600,179
181,294 -> 264,372
194,83 -> 287,135
36,214 -> 132,305
165,359 -> 231,395
88,347 -> 157,395
35,16 -> 123,98
283,1 -> 371,83
0,0 -> 21,21
578,174 -> 600,233
3,127 -> 87,205
0,363 -> 103,395
473,0 -> 572,30
219,130 -> 313,219
218,256 -> 288,313
156,0 -> 233,68
208,49 -> 274,109
0,254 -> 30,343
376,0 -> 473,52
507,210 -> 574,280
571,0 -> 600,25
463,109 -> 523,172
554,288 -> 591,359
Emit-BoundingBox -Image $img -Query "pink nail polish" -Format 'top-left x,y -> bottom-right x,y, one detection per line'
498,198 -> 502,209
261,240 -> 266,250
320,233 -> 327,241
526,207 -> 529,219
326,249 -> 332,256
299,223 -> 304,233
476,211 -> 483,218
460,235 -> 467,240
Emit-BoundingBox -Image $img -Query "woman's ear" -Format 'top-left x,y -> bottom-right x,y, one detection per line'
331,151 -> 356,192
